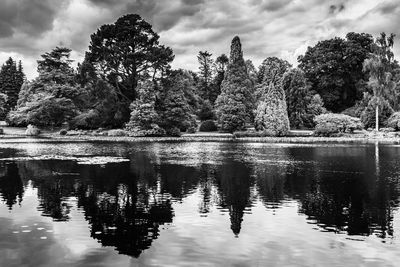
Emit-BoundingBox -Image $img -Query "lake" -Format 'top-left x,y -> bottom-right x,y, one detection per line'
0,141 -> 399,266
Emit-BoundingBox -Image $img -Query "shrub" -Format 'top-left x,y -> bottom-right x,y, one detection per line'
314,113 -> 362,136
199,120 -> 218,132
68,109 -> 101,130
198,100 -> 214,121
187,126 -> 197,133
165,127 -> 181,137
0,128 -> 3,135
386,112 -> 400,131
128,124 -> 166,137
380,127 -> 395,133
25,124 -> 40,136
59,129 -> 68,135
314,123 -> 340,137
107,129 -> 128,137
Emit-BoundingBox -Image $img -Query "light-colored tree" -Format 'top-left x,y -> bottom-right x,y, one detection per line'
363,32 -> 396,131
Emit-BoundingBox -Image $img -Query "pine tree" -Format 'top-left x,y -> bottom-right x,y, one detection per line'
215,36 -> 253,132
159,71 -> 196,135
282,69 -> 311,128
254,83 -> 290,136
0,57 -> 25,116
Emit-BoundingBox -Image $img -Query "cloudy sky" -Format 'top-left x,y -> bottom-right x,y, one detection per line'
0,0 -> 399,79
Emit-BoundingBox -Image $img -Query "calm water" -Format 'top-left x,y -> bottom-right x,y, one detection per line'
0,141 -> 399,266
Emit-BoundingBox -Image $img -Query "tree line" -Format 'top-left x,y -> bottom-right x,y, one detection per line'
0,13 -> 398,136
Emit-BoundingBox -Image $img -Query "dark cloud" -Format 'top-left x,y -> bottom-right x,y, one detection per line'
0,0 -> 69,38
0,0 -> 399,79
259,0 -> 293,12
329,3 -> 345,14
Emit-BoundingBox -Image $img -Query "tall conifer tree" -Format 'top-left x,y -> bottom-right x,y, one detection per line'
215,36 -> 253,132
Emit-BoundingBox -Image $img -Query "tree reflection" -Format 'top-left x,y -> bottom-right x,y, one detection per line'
298,146 -> 399,238
0,162 -> 24,210
215,158 -> 254,237
0,143 -> 399,258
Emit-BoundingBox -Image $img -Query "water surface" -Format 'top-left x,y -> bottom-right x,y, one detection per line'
0,141 -> 399,266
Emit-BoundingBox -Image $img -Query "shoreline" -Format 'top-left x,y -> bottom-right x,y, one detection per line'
1,132 -> 400,145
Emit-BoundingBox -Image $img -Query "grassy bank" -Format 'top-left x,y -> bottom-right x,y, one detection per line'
1,131 -> 400,145
1,125 -> 400,144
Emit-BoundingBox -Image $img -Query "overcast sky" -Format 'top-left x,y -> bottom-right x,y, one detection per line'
0,0 -> 399,79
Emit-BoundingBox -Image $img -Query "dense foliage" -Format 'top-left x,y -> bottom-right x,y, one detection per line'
360,97 -> 393,129
282,69 -> 312,128
362,33 -> 397,130
8,47 -> 80,127
254,83 -> 290,136
199,120 -> 218,132
0,58 -> 24,118
299,33 -> 374,112
314,113 -> 362,136
0,93 -> 7,119
386,112 -> 400,130
85,14 -> 174,123
216,36 -> 254,132
0,12 -> 398,137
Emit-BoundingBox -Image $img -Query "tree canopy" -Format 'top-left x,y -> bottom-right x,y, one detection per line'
298,33 -> 374,112
0,57 -> 25,117
86,14 -> 174,101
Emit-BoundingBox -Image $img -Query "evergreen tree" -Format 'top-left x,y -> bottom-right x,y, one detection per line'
7,48 -> 80,127
282,69 -> 312,128
159,71 -> 196,135
254,83 -> 290,136
257,57 -> 291,85
0,93 -> 7,119
126,80 -> 160,131
215,36 -> 253,132
245,59 -> 258,85
0,57 -> 25,116
197,51 -> 214,99
210,54 -> 229,104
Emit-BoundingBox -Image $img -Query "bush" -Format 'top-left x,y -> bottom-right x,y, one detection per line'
107,129 -> 128,137
314,113 -> 362,136
187,126 -> 197,133
25,124 -> 40,136
198,100 -> 214,121
68,110 -> 101,130
127,124 -> 166,137
59,129 -> 68,135
0,128 -> 3,135
386,112 -> 400,131
165,127 -> 181,137
199,120 -> 218,132
314,123 -> 340,137
380,127 -> 395,133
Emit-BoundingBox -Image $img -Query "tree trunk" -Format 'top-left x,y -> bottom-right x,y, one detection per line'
375,105 -> 379,131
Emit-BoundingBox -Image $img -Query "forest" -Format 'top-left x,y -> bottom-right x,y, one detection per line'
0,13 -> 399,137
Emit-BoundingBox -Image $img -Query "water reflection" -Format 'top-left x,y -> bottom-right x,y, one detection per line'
0,142 -> 400,265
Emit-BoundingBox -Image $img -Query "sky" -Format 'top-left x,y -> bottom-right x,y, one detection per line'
0,0 -> 399,80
